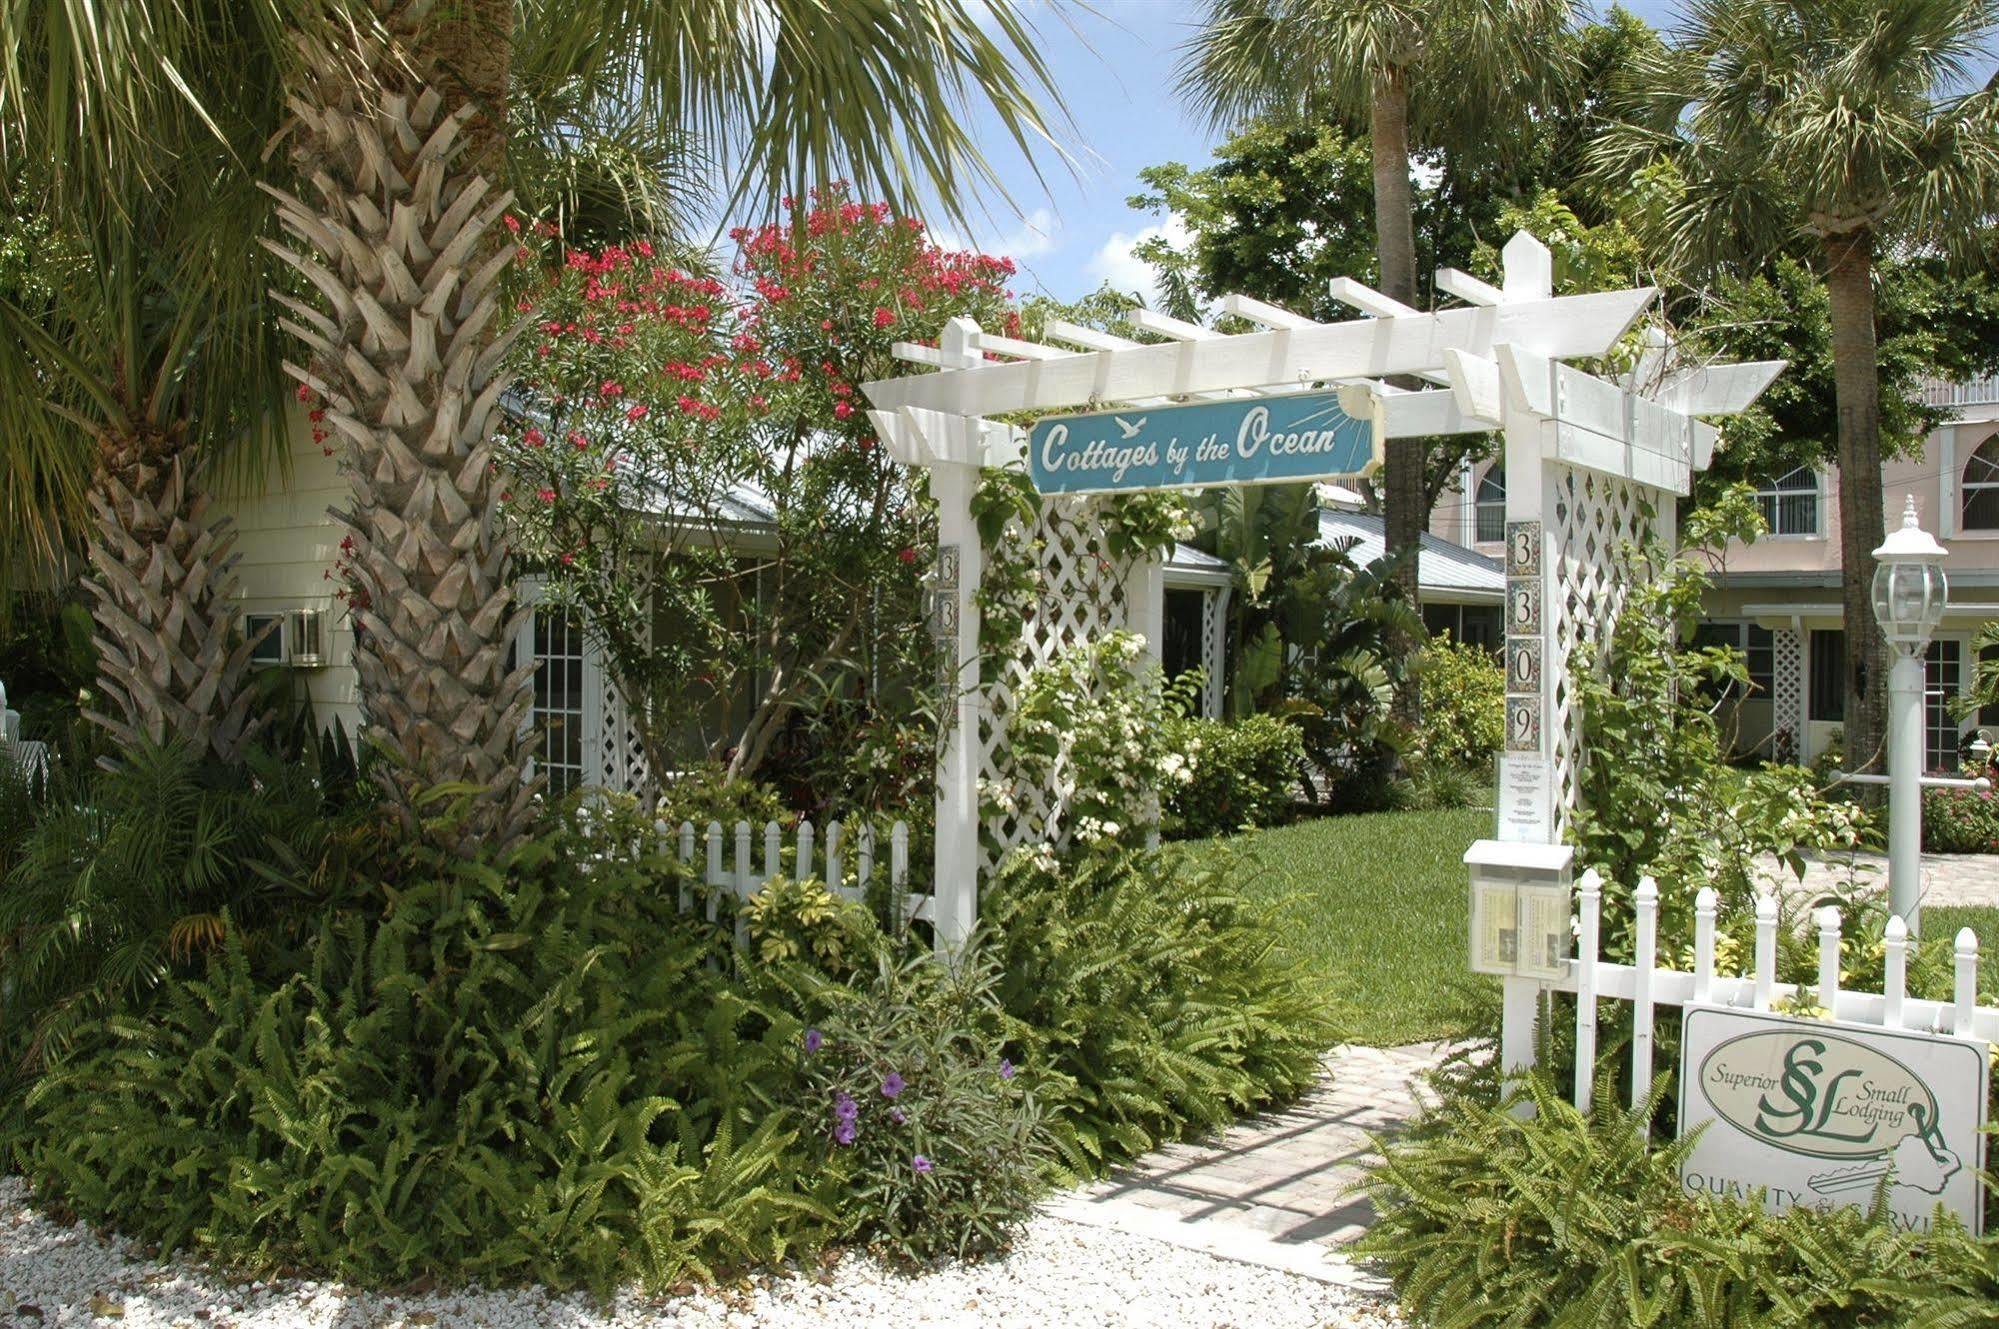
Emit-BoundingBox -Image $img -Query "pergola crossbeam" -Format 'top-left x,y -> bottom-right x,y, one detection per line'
1220,293 -> 1321,330
1327,277 -> 1420,319
1436,267 -> 1508,307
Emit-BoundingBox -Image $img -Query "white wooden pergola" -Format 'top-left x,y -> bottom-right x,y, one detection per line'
863,232 -> 1783,951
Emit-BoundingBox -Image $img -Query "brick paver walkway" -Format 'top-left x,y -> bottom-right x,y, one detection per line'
1046,1042 -> 1452,1287
1757,850 -> 1999,909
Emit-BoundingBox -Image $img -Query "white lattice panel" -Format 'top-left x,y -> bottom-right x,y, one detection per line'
1200,587 -> 1228,720
1770,628 -> 1803,763
978,495 -> 1141,868
595,678 -> 654,800
1548,464 -> 1669,828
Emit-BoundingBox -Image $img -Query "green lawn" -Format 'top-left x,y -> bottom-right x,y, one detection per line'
1181,812 -> 1999,1051
1178,808 -> 1496,1048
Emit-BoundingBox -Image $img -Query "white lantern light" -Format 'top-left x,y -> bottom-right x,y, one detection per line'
1870,495 -> 1948,651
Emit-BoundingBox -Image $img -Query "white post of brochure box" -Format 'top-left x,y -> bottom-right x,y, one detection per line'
1466,839 -> 1574,1101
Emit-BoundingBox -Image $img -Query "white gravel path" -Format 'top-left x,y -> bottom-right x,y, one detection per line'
0,1177 -> 1401,1329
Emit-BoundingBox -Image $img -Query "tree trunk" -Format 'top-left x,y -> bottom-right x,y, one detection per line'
265,1 -> 538,851
1371,67 -> 1425,727
82,422 -> 263,764
1823,229 -> 1889,780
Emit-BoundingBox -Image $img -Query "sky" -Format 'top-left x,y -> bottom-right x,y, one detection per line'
910,0 -> 1945,306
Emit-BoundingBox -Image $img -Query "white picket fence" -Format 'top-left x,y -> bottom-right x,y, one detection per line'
656,816 -> 928,945
1510,869 -> 1998,1117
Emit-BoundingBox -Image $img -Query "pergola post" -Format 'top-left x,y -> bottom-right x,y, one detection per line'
928,319 -> 985,953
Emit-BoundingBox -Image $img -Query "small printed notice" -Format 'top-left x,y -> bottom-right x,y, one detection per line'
1468,875 -> 1570,980
1496,756 -> 1553,845
1469,878 -> 1523,976
1680,1008 -> 1989,1235
1025,391 -> 1381,494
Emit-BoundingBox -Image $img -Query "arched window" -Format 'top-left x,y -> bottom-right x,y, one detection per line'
1963,435 -> 1999,530
1474,465 -> 1505,543
1754,467 -> 1820,536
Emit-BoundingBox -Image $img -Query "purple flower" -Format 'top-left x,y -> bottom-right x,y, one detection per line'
804,1028 -> 823,1053
834,1120 -> 857,1146
880,1072 -> 905,1100
912,1154 -> 934,1174
890,1109 -> 906,1125
999,1058 -> 1016,1081
834,1091 -> 858,1123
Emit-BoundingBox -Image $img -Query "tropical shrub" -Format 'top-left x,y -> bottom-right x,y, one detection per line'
1924,785 -> 1999,854
997,632 -> 1197,853
979,846 -> 1331,1173
1362,1071 -> 1996,1328
1416,634 -> 1504,771
793,953 -> 1046,1264
1570,495 -> 1871,960
0,738 -> 372,1071
1162,712 -> 1302,839
657,764 -> 789,832
8,807 -> 831,1293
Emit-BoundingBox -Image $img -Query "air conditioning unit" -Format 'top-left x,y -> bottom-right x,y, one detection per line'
288,607 -> 327,667
244,613 -> 287,666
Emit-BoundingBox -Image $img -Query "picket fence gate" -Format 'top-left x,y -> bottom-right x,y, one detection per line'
1512,869 -> 1999,1120
655,816 -> 927,946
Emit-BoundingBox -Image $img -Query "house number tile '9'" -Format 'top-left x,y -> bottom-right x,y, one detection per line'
1508,580 -> 1541,635
1508,638 -> 1542,692
1506,696 -> 1542,752
1506,521 -> 1541,577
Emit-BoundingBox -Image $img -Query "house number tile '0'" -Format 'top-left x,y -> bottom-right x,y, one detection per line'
1508,638 -> 1542,692
1508,580 -> 1541,636
1506,521 -> 1541,577
1506,696 -> 1542,752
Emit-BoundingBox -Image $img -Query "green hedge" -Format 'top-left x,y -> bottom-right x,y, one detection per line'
1162,713 -> 1304,839
1924,785 -> 1999,854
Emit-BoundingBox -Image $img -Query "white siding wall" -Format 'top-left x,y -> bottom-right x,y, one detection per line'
214,408 -> 361,735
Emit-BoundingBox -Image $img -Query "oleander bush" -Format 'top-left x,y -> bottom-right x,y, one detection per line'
1923,785 -> 1999,854
980,844 -> 1332,1174
1162,712 -> 1304,839
1362,1070 -> 1999,1327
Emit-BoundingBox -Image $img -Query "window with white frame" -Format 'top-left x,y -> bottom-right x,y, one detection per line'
1474,465 -> 1505,544
533,607 -> 588,795
1754,467 -> 1820,536
1963,434 -> 1999,530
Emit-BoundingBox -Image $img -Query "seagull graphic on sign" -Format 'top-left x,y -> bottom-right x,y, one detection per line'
1113,415 -> 1146,439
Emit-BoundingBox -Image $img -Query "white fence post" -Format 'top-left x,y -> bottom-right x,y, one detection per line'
678,821 -> 695,913
1631,876 -> 1658,1123
1754,892 -> 1778,1011
1574,869 -> 1602,1113
704,822 -> 724,923
826,820 -> 846,900
1816,905 -> 1843,1013
797,819 -> 816,884
1884,915 -> 1908,1028
1956,927 -> 1980,1035
1692,886 -> 1717,1006
764,821 -> 782,883
734,821 -> 753,947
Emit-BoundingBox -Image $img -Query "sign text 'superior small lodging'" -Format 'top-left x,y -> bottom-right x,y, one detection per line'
1025,390 -> 1381,495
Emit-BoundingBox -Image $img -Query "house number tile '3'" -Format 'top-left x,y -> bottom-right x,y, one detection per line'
1506,521 -> 1541,577
1509,580 -> 1541,635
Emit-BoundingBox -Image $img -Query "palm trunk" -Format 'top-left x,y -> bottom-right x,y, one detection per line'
82,422 -> 263,764
265,3 -> 537,850
1823,229 -> 1889,780
1370,66 -> 1424,727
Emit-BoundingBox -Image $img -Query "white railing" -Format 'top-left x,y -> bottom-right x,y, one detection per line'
1922,376 -> 1999,409
659,816 -> 926,945
1512,869 -> 1995,1116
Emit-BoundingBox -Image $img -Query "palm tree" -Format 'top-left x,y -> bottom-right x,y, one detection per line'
0,4 -> 291,763
1177,0 -> 1573,726
1593,0 -> 1999,779
255,1 -> 1067,849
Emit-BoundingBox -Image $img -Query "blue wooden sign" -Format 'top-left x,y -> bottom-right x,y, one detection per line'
1026,390 -> 1380,495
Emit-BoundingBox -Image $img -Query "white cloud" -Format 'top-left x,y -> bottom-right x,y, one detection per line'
932,206 -> 1062,264
1085,213 -> 1191,305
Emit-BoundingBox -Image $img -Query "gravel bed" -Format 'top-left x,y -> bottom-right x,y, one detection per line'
1,1177 -> 1402,1328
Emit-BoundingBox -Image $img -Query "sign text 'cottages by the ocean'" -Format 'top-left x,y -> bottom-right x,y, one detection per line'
1025,389 -> 1382,495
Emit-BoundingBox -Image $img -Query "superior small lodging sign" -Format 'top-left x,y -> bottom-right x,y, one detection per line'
1026,389 -> 1382,495
1679,1008 -> 1989,1234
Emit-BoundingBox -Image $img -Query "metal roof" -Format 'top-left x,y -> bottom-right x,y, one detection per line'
1317,508 -> 1504,602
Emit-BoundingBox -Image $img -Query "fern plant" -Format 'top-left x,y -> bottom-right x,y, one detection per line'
1361,1070 -> 1992,1328
978,844 -> 1333,1174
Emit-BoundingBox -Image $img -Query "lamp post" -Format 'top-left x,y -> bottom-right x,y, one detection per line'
1871,495 -> 1949,934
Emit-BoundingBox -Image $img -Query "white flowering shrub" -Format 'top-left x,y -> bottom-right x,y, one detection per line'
998,632 -> 1196,855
